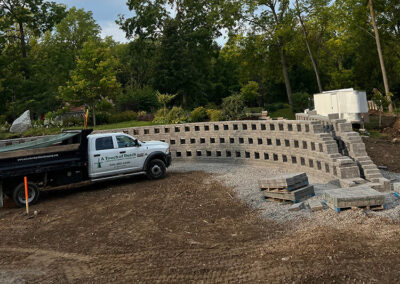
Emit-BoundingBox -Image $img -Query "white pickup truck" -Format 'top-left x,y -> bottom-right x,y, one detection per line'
0,130 -> 171,207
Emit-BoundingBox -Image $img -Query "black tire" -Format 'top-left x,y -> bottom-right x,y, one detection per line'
12,182 -> 40,208
146,159 -> 166,180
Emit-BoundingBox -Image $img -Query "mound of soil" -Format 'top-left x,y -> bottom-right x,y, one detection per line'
363,137 -> 400,172
1,172 -> 400,282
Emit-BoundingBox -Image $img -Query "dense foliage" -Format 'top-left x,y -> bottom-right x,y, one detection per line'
1,0 -> 400,125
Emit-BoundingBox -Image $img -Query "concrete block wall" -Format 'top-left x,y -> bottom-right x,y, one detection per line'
96,120 -> 361,181
297,113 -> 390,191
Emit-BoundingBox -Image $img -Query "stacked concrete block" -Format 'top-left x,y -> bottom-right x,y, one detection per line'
298,113 -> 391,191
259,173 -> 315,203
324,185 -> 385,213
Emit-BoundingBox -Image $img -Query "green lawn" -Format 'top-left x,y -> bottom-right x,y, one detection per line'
0,120 -> 158,139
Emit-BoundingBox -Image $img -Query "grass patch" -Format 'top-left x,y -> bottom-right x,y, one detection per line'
270,108 -> 295,120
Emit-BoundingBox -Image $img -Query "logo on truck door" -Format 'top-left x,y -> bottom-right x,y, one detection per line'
97,153 -> 137,168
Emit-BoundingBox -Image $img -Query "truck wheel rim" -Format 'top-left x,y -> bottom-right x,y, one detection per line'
151,165 -> 161,176
17,187 -> 35,204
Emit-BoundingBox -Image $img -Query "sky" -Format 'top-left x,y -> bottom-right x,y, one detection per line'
53,0 -> 228,45
54,0 -> 131,43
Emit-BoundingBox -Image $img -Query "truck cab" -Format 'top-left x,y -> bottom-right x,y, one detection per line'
88,133 -> 171,179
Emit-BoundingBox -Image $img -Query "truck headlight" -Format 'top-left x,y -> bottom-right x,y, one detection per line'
165,148 -> 170,154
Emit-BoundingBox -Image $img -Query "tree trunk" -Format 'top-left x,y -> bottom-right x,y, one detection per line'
368,0 -> 393,112
279,46 -> 293,108
295,1 -> 323,93
270,4 -> 293,110
92,105 -> 96,127
18,21 -> 27,58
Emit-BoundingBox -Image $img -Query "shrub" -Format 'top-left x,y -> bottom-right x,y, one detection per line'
93,112 -> 111,125
190,107 -> 207,122
97,99 -> 114,112
206,109 -> 223,121
63,116 -> 84,127
167,107 -> 189,124
118,87 -> 159,112
222,94 -> 245,120
109,111 -> 138,123
152,108 -> 169,124
292,92 -> 311,113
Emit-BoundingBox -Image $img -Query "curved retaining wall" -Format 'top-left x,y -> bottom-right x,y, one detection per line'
97,120 -> 361,182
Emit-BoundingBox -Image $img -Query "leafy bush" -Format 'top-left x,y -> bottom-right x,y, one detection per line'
167,107 -> 189,124
222,94 -> 245,120
206,109 -> 223,121
152,109 -> 169,124
270,108 -> 295,120
244,107 -> 263,114
93,112 -> 111,125
292,92 -> 311,113
240,81 -> 260,106
109,111 -> 138,123
97,99 -> 114,112
190,107 -> 207,122
265,103 -> 290,113
118,87 -> 159,112
63,116 -> 84,127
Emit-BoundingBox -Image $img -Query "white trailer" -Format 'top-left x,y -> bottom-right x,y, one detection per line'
313,88 -> 368,123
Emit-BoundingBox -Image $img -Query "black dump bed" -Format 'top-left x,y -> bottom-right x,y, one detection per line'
0,130 -> 92,179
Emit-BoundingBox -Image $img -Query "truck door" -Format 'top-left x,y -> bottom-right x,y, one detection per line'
115,135 -> 143,171
89,135 -> 128,178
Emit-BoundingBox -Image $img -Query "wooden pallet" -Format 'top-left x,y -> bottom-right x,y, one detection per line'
263,197 -> 294,204
260,181 -> 309,192
324,201 -> 386,213
263,185 -> 315,203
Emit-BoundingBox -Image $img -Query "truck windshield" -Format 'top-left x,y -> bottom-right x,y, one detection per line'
116,136 -> 136,148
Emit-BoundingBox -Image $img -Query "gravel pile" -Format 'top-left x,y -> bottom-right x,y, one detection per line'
170,162 -> 400,226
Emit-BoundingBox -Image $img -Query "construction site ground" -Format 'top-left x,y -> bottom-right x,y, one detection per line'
364,136 -> 400,172
1,166 -> 400,283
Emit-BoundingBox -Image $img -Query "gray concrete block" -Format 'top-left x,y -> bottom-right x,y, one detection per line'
307,199 -> 325,212
258,173 -> 308,190
394,182 -> 400,193
288,202 -> 305,211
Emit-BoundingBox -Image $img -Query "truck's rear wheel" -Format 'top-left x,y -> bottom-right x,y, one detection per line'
12,182 -> 39,208
146,159 -> 166,180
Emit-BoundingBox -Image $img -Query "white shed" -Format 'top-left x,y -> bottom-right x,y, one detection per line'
313,88 -> 368,123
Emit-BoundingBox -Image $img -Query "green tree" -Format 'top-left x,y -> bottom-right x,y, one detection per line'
118,0 -> 238,107
240,81 -> 260,106
157,92 -> 176,116
0,0 -> 66,58
59,40 -> 121,126
242,0 -> 296,110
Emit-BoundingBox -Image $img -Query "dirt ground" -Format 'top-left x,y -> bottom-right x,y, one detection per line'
364,137 -> 400,172
1,172 -> 400,283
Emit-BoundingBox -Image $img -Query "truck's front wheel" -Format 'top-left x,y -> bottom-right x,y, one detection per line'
146,159 -> 166,180
12,182 -> 40,208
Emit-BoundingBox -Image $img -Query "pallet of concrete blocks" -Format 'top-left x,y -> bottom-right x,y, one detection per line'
258,173 -> 315,203
323,185 -> 386,213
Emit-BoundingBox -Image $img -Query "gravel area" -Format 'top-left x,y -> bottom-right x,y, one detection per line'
170,162 -> 400,225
